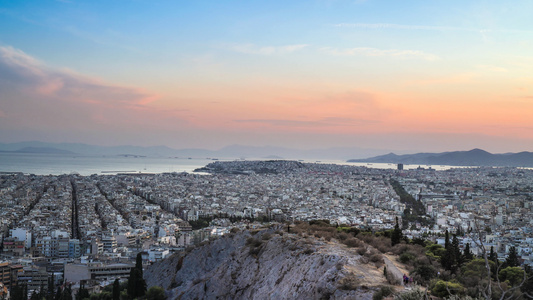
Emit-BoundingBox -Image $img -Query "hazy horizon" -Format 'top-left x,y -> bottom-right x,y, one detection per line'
1,1 -> 533,153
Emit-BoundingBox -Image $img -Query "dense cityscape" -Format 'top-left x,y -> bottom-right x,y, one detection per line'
2,160 -> 533,298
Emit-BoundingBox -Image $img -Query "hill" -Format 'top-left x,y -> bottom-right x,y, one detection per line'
348,149 -> 533,167
144,224 -> 415,300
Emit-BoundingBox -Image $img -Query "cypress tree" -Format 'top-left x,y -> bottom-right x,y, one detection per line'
441,230 -> 452,271
452,234 -> 461,268
76,283 -> 90,300
128,252 -> 147,299
456,227 -> 463,237
489,246 -> 497,262
55,287 -> 62,300
135,253 -> 143,277
463,243 -> 473,261
112,279 -> 120,300
61,284 -> 72,300
391,217 -> 402,246
48,273 -> 55,300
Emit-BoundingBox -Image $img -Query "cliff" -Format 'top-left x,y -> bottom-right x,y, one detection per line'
144,226 -> 404,300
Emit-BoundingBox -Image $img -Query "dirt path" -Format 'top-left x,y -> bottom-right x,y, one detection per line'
383,255 -> 404,284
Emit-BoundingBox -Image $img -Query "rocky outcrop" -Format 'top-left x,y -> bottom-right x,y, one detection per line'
145,226 -> 393,300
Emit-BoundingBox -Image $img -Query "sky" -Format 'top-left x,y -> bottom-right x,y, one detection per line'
1,0 -> 533,154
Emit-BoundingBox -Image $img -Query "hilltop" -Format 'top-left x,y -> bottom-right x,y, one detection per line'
144,223 -> 418,300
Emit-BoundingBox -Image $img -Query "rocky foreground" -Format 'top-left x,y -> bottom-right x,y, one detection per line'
144,225 -> 408,300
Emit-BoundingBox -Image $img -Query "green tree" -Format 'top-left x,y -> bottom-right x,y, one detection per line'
463,243 -> 473,262
426,243 -> 445,259
499,266 -> 525,287
145,286 -> 166,300
55,287 -> 62,300
413,264 -> 436,285
76,283 -> 90,300
135,254 -> 143,275
12,283 -> 28,300
431,280 -> 465,298
48,274 -> 56,300
451,234 -> 461,270
505,246 -> 520,268
128,253 -> 147,299
391,216 -> 402,246
61,284 -> 72,300
441,230 -> 453,271
112,279 -> 121,300
489,246 -> 497,262
456,227 -> 464,237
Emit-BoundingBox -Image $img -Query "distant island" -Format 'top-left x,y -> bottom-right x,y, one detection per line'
348,148 -> 533,168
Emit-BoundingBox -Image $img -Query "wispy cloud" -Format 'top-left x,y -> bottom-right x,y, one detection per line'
222,43 -> 309,55
234,117 -> 378,128
333,23 -> 533,34
320,47 -> 440,61
0,46 -> 157,106
334,23 -> 467,31
0,46 -> 184,132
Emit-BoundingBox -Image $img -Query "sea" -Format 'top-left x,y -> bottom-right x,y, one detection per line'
0,152 -> 459,176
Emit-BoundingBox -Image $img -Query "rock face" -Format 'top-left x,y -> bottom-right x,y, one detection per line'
144,226 -> 390,300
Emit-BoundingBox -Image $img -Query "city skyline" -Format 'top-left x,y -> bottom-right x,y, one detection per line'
1,1 -> 533,153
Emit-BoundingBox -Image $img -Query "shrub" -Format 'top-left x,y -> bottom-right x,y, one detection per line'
357,246 -> 368,256
175,256 -> 184,272
392,244 -> 410,256
344,238 -> 361,248
399,252 -> 416,264
169,280 -> 178,289
394,288 -> 426,300
246,237 -> 263,247
309,219 -> 330,226
372,285 -> 394,300
374,260 -> 384,269
374,238 -> 392,253
249,246 -> 261,256
303,248 -> 314,255
339,275 -> 360,290
370,253 -> 384,264
262,233 -> 272,240
338,232 -> 349,241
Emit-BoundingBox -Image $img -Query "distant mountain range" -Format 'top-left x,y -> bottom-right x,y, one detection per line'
348,148 -> 533,167
0,141 -> 388,160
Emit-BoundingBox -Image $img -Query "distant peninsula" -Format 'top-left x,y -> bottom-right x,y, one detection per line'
0,147 -> 76,155
348,148 -> 533,168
